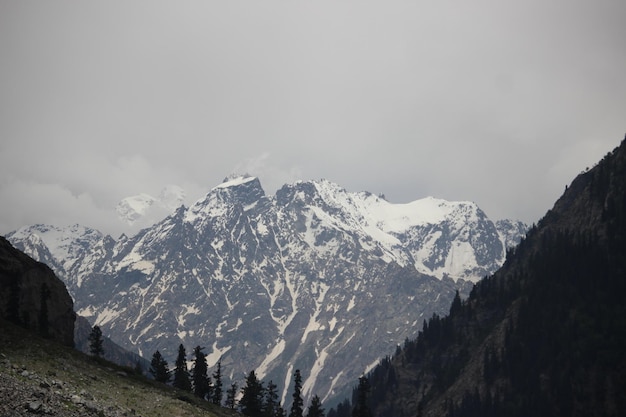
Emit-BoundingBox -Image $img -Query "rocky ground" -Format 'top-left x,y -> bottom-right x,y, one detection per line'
0,320 -> 237,417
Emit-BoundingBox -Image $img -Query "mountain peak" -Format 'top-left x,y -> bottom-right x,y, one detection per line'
116,186 -> 185,228
214,174 -> 258,189
209,175 -> 265,204
185,175 -> 266,222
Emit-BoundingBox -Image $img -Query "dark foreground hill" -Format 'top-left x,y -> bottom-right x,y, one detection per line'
349,137 -> 626,417
0,236 -> 75,347
0,319 -> 237,417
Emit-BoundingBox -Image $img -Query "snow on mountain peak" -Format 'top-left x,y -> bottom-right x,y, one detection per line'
213,174 -> 258,190
6,224 -> 105,277
116,194 -> 157,224
116,186 -> 186,229
358,196 -> 458,231
280,178 -> 476,236
268,178 -> 504,282
184,176 -> 266,224
109,177 -> 517,285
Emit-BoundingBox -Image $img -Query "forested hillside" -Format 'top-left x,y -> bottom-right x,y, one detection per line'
336,137 -> 626,417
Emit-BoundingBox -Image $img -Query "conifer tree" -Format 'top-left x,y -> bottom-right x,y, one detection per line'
307,395 -> 325,417
352,377 -> 371,417
225,382 -> 238,410
172,344 -> 192,392
149,350 -> 171,383
264,380 -> 279,417
88,325 -> 104,358
211,360 -> 223,405
330,399 -> 351,417
192,346 -> 211,400
240,370 -> 264,417
289,369 -> 304,417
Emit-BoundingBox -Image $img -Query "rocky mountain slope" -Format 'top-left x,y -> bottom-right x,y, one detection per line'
0,319 -> 236,417
6,177 -> 526,407
354,138 -> 626,416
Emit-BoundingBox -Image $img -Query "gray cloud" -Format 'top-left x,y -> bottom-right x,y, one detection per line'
1,0 -> 625,236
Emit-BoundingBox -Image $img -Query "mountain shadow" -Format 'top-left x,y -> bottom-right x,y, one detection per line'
347,137 -> 626,417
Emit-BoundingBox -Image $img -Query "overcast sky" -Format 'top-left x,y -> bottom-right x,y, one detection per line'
1,0 -> 625,237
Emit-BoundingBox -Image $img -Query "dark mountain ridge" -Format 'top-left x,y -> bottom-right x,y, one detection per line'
0,236 -> 75,347
354,137 -> 626,417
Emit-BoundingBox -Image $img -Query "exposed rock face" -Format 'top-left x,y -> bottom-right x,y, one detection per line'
0,236 -> 75,347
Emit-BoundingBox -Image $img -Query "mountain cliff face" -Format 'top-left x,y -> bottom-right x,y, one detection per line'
0,236 -> 75,347
357,139 -> 626,417
6,177 -> 525,406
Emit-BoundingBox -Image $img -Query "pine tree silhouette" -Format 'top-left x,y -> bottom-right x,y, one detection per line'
289,369 -> 304,417
88,325 -> 104,358
307,395 -> 325,417
149,350 -> 171,383
172,344 -> 192,392
211,360 -> 223,405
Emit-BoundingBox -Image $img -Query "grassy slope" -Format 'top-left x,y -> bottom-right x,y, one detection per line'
0,319 -> 238,417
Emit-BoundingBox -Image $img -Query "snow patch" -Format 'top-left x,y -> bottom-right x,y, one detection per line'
206,341 -> 232,367
346,296 -> 356,312
363,358 -> 381,375
281,364 -> 294,406
328,317 -> 338,332
301,283 -> 329,344
213,175 -> 257,189
95,307 -> 120,326
257,339 -> 286,379
302,326 -> 345,400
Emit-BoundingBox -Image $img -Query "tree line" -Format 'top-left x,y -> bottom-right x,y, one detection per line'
87,326 -> 373,417
146,342 -> 343,417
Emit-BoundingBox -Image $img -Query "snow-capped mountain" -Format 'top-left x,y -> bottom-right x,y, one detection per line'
7,176 -> 526,407
116,185 -> 186,230
116,193 -> 158,224
6,224 -> 114,289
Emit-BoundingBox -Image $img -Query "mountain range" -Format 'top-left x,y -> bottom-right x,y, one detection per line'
6,177 -> 526,407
